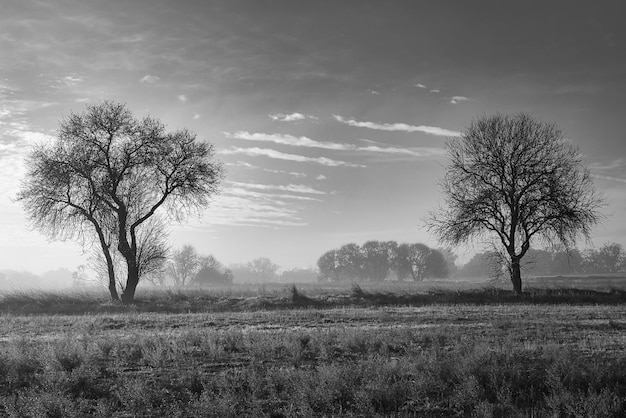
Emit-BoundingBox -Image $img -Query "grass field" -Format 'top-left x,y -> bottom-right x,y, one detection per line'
1,278 -> 626,417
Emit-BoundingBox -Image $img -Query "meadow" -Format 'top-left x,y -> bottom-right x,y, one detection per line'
1,277 -> 626,417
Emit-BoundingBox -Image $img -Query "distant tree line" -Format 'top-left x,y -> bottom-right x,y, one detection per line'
317,241 -> 454,282
458,242 -> 626,279
138,245 -> 318,287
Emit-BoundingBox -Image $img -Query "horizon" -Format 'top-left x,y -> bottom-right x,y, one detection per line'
2,1 -> 626,275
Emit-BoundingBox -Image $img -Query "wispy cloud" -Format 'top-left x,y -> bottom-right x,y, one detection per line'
358,145 -> 444,157
226,131 -> 352,150
229,181 -> 326,195
589,158 -> 626,172
430,89 -> 440,93
227,131 -> 446,158
414,83 -> 427,88
177,94 -> 188,103
226,161 -> 256,168
589,158 -> 626,184
590,174 -> 626,184
269,112 -> 318,122
264,168 -> 307,177
193,113 -> 201,120
333,115 -> 461,137
0,100 -> 55,199
226,187 -> 323,202
52,75 -> 83,88
219,147 -> 365,167
202,179 -> 330,228
139,74 -> 160,84
316,174 -> 327,180
368,89 -> 381,95
226,160 -> 307,177
450,96 -> 470,104
206,193 -> 308,228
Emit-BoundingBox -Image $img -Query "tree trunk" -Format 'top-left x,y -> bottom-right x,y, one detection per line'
121,260 -> 139,304
92,223 -> 119,302
107,267 -> 119,302
510,257 -> 523,294
117,209 -> 138,304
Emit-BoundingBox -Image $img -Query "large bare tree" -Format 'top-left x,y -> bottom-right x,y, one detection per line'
428,113 -> 604,293
19,101 -> 223,303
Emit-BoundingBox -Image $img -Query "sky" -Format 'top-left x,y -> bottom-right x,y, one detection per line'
1,0 -> 625,273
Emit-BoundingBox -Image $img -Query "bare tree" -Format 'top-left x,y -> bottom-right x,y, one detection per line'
246,257 -> 280,281
168,244 -> 200,286
134,217 -> 169,280
18,101 -> 223,303
428,113 -> 604,293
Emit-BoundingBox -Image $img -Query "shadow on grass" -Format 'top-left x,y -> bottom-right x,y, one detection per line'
2,285 -> 626,315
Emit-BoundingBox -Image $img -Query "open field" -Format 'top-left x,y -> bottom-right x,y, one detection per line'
1,279 -> 626,416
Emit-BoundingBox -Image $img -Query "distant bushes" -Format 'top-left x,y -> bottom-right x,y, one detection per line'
317,240 -> 454,282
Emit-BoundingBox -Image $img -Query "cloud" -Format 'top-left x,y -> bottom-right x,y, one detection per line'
589,158 -> 626,172
368,89 -> 381,95
316,175 -> 327,180
227,131 -> 446,158
226,160 -> 307,177
229,181 -> 326,195
269,112 -> 318,122
219,147 -> 364,167
450,96 -> 470,104
414,83 -> 427,88
201,179 -> 332,228
226,131 -> 353,151
226,160 -> 256,168
264,168 -> 307,177
206,193 -> 308,227
589,159 -> 626,184
333,115 -> 461,137
358,145 -> 444,157
590,174 -> 626,184
0,102 -> 55,199
226,187 -> 323,202
139,74 -> 160,84
0,83 -> 17,100
177,94 -> 188,103
57,75 -> 83,88
193,113 -> 201,120
430,89 -> 440,93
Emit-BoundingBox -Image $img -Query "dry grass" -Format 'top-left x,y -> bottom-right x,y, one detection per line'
0,279 -> 625,416
0,303 -> 625,416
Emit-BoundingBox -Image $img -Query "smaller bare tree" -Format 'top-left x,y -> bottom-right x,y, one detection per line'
89,217 -> 169,293
168,245 -> 200,286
